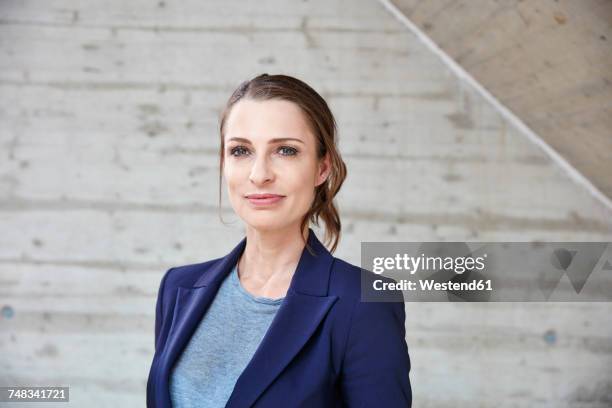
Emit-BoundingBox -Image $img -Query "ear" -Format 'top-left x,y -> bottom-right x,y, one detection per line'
315,153 -> 331,187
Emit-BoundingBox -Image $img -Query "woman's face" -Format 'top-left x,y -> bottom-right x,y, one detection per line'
223,98 -> 330,233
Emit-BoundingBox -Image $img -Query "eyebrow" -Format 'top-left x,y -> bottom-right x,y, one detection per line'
227,137 -> 305,145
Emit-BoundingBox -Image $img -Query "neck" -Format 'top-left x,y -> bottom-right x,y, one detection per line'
237,224 -> 309,295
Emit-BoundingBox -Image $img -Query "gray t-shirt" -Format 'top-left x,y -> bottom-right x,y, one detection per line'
169,262 -> 285,408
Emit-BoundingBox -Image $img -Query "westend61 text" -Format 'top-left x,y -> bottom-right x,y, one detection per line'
374,279 -> 493,291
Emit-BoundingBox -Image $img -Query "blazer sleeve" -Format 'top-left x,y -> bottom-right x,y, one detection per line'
153,267 -> 175,352
339,296 -> 412,407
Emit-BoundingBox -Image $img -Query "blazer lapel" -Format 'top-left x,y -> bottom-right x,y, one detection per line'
157,228 -> 338,408
157,235 -> 247,395
225,229 -> 339,408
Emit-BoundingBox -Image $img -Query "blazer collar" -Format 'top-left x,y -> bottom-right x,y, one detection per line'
192,227 -> 334,296
158,227 -> 339,408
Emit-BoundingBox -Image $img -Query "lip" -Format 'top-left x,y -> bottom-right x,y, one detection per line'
245,193 -> 285,207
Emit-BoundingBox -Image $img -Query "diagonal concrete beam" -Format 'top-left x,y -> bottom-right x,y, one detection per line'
380,0 -> 612,211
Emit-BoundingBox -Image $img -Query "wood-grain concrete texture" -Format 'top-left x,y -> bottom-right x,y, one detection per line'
390,0 -> 612,205
0,0 -> 611,407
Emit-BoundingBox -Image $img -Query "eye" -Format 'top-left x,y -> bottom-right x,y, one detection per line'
278,146 -> 298,156
229,146 -> 250,157
228,145 -> 298,158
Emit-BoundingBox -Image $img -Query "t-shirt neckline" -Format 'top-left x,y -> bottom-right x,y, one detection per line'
231,263 -> 285,305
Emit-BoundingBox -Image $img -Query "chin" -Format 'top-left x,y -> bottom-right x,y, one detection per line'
243,213 -> 284,227
245,221 -> 289,233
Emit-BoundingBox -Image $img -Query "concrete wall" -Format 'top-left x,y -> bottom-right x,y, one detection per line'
1,0 -> 611,407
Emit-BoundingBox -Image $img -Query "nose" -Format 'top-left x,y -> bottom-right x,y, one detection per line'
249,153 -> 274,185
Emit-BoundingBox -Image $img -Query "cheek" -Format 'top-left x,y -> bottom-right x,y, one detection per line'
291,170 -> 317,201
223,163 -> 243,189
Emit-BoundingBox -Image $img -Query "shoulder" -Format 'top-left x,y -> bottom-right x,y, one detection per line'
328,257 -> 406,340
328,257 -> 408,374
329,256 -> 405,304
329,262 -> 412,407
160,257 -> 223,292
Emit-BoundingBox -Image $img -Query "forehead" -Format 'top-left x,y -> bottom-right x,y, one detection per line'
224,99 -> 312,143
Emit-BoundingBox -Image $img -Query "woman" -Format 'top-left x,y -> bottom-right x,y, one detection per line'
146,74 -> 412,407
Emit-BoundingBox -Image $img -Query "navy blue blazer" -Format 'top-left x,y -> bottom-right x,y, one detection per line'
146,228 -> 411,407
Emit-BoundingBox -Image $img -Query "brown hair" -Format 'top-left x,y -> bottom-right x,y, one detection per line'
217,73 -> 347,254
